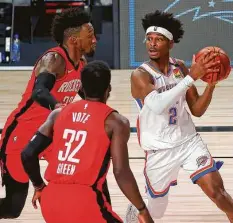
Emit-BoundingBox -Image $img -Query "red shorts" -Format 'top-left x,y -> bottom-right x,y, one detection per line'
41,183 -> 123,223
6,154 -> 29,183
1,125 -> 52,183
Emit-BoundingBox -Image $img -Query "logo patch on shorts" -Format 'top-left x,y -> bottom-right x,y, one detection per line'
196,155 -> 209,167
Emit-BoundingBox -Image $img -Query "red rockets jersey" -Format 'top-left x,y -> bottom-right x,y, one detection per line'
1,46 -> 84,154
44,100 -> 115,186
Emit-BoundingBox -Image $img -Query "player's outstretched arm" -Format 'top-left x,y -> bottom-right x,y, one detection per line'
177,59 -> 218,117
32,52 -> 66,110
107,112 -> 153,222
21,108 -> 61,189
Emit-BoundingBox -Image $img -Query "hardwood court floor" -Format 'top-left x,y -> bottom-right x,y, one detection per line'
0,69 -> 233,222
0,70 -> 233,128
0,159 -> 232,223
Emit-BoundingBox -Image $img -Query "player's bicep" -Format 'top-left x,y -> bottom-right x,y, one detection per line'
35,52 -> 66,78
110,114 -> 131,173
38,108 -> 61,137
131,69 -> 155,100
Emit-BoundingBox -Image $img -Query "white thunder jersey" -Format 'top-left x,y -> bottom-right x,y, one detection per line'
136,58 -> 197,150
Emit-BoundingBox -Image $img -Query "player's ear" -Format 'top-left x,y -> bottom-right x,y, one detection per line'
169,40 -> 174,49
70,35 -> 78,44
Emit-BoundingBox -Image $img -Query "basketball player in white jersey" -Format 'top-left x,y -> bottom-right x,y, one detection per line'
125,10 -> 233,223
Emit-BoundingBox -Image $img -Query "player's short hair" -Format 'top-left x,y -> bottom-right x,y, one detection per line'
142,10 -> 184,43
51,8 -> 91,44
81,61 -> 111,99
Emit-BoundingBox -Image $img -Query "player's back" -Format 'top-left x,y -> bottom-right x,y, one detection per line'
44,100 -> 114,186
135,58 -> 196,150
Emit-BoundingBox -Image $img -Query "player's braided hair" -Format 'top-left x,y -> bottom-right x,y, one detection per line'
51,8 -> 91,44
142,10 -> 184,43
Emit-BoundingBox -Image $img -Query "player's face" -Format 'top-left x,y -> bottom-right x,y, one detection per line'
78,23 -> 97,56
145,33 -> 172,60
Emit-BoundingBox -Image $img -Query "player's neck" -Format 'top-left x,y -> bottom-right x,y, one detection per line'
149,57 -> 170,75
85,97 -> 106,103
62,44 -> 82,66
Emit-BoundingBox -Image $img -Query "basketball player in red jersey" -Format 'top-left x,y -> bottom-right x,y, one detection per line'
21,61 -> 154,223
0,8 -> 97,218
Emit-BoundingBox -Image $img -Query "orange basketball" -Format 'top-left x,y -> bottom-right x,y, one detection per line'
195,46 -> 231,84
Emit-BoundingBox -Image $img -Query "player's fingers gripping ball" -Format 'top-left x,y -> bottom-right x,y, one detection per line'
195,46 -> 231,84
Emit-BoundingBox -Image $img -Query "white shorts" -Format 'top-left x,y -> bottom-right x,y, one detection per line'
144,134 -> 219,198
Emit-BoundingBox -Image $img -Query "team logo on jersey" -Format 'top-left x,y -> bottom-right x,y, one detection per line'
58,79 -> 81,93
173,68 -> 182,78
84,103 -> 88,110
196,155 -> 209,167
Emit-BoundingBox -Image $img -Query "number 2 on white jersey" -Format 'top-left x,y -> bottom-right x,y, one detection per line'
169,107 -> 177,125
58,129 -> 87,164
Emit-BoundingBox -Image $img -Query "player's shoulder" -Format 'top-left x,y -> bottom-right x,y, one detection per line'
131,63 -> 151,80
35,50 -> 66,77
106,111 -> 130,129
40,51 -> 65,64
47,107 -> 62,123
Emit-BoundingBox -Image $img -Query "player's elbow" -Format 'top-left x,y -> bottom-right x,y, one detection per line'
113,166 -> 130,180
31,88 -> 43,102
190,109 -> 205,117
193,113 -> 203,117
113,168 -> 124,177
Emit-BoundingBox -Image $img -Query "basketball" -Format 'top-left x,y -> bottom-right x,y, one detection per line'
195,46 -> 231,84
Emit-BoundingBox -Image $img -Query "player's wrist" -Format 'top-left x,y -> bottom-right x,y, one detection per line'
183,75 -> 195,87
207,82 -> 217,88
34,182 -> 46,191
137,202 -> 147,213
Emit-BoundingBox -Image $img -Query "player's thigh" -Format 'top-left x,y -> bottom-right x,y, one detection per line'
182,134 -> 218,184
6,154 -> 29,183
41,183 -> 122,223
145,149 -> 180,198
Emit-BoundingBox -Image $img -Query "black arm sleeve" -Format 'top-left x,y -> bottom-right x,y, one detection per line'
21,131 -> 52,188
31,72 -> 58,110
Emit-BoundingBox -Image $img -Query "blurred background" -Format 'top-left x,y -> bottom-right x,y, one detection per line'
0,1 -> 233,222
0,0 -> 232,69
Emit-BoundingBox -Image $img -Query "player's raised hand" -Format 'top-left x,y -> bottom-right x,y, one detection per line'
189,52 -> 220,81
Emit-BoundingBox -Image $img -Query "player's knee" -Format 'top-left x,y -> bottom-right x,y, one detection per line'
147,195 -> 168,219
0,209 -> 22,219
0,199 -> 24,219
8,211 -> 21,219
